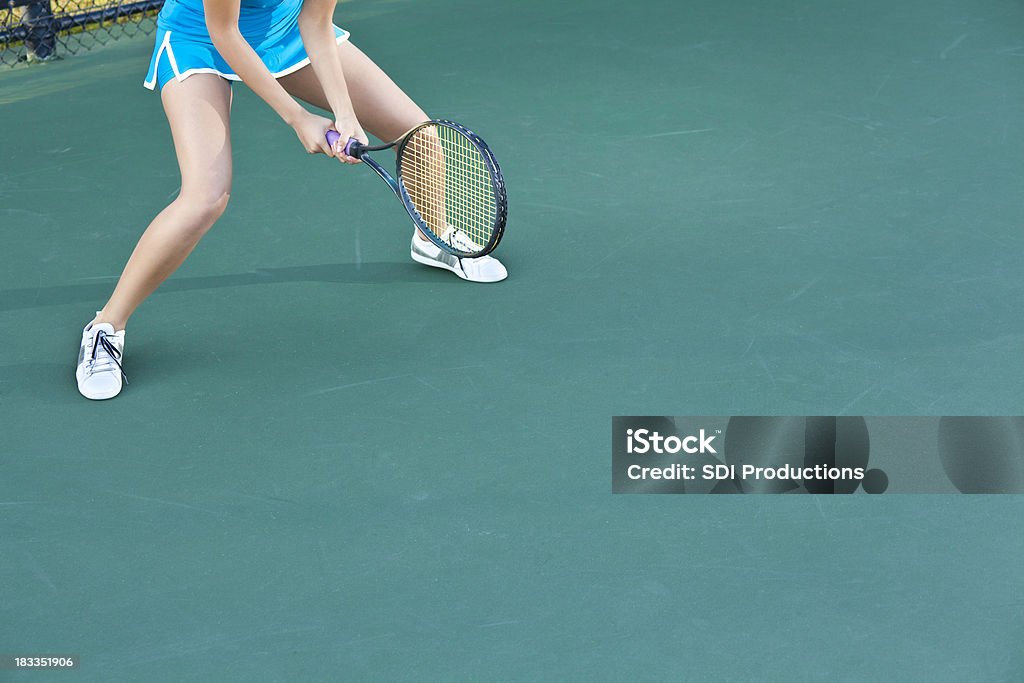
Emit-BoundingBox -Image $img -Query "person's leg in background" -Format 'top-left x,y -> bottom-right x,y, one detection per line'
23,0 -> 56,61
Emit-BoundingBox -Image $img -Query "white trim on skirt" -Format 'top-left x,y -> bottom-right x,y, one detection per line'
143,30 -> 350,90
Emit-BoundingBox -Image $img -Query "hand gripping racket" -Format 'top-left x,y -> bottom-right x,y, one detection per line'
326,120 -> 507,258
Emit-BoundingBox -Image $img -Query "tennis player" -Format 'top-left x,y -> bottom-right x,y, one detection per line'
75,0 -> 507,400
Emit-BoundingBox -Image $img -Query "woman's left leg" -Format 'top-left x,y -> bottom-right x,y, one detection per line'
279,41 -> 426,143
279,41 -> 508,282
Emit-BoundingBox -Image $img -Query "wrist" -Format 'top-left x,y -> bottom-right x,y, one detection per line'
330,99 -> 355,123
282,103 -> 306,127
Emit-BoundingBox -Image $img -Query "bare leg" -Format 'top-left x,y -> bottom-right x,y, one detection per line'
279,41 -> 436,242
94,75 -> 233,330
280,41 -> 507,282
278,41 -> 427,145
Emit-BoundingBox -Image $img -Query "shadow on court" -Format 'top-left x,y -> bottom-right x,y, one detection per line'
0,262 -> 458,312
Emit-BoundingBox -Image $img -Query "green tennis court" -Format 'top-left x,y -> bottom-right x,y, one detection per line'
2,0 -> 1023,679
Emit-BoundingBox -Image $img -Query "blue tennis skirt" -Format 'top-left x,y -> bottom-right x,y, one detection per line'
143,0 -> 349,90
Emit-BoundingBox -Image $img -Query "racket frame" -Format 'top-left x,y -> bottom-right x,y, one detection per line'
346,120 -> 507,258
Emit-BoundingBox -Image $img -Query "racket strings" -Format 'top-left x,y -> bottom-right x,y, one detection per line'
400,125 -> 497,250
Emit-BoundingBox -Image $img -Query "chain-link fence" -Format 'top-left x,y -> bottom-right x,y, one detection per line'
1,0 -> 163,66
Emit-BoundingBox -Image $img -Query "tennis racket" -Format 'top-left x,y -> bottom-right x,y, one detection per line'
326,120 -> 507,258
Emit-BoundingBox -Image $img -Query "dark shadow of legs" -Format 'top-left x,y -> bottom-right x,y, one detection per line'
0,261 -> 451,312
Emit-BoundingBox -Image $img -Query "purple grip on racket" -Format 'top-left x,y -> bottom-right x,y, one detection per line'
325,130 -> 360,157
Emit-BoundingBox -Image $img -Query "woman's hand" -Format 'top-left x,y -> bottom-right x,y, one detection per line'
291,110 -> 337,157
329,112 -> 368,165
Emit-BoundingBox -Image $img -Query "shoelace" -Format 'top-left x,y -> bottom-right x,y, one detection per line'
89,330 -> 128,384
446,228 -> 481,253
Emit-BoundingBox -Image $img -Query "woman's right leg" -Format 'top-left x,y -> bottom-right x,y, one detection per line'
94,74 -> 233,330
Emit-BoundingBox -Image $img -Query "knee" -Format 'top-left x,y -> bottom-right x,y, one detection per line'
203,191 -> 231,224
177,189 -> 231,235
193,190 -> 231,225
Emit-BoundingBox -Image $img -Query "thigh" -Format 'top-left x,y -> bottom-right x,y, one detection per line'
279,41 -> 428,142
160,74 -> 233,201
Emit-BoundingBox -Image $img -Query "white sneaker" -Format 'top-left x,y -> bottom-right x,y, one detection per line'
410,228 -> 508,283
76,315 -> 126,400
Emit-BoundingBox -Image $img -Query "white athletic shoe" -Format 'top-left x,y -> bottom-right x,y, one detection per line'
410,228 -> 508,283
76,315 -> 126,400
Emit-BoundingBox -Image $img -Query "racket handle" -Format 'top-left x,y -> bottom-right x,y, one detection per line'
325,131 -> 363,158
